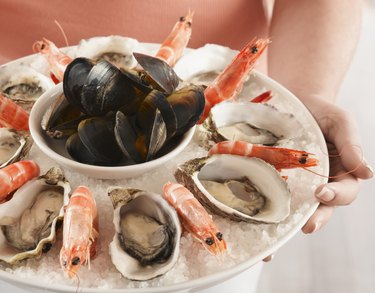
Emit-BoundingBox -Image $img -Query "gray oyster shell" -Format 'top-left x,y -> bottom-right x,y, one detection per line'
108,187 -> 181,281
175,154 -> 291,223
0,128 -> 33,169
202,101 -> 304,148
0,167 -> 71,264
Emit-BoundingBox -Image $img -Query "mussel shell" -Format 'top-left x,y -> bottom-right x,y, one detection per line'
133,52 -> 179,95
136,89 -> 177,138
63,57 -> 94,111
114,111 -> 142,163
167,85 -> 205,135
66,116 -> 124,166
80,60 -> 137,116
115,109 -> 167,163
41,93 -> 85,139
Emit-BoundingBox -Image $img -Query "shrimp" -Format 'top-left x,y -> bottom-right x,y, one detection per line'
250,90 -> 273,103
0,94 -> 30,131
155,10 -> 194,67
209,140 -> 319,170
197,38 -> 271,123
32,38 -> 72,83
162,182 -> 227,256
0,160 -> 40,203
60,185 -> 98,279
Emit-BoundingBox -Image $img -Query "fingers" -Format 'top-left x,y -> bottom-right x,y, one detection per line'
302,204 -> 334,234
324,110 -> 373,179
315,173 -> 360,206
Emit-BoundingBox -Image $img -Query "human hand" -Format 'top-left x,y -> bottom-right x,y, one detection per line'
299,95 -> 373,233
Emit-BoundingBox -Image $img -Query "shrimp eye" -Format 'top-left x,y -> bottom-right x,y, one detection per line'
205,237 -> 214,245
299,156 -> 308,164
63,260 -> 67,267
251,46 -> 258,54
71,257 -> 80,266
187,21 -> 192,27
216,232 -> 223,241
180,16 -> 185,22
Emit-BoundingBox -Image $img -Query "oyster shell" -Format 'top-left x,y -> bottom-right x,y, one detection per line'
202,101 -> 304,147
175,154 -> 291,223
108,187 -> 181,281
0,167 -> 70,264
0,64 -> 54,111
75,36 -> 141,70
0,128 -> 32,169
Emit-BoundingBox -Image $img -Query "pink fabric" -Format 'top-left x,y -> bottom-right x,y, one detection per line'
0,0 -> 269,65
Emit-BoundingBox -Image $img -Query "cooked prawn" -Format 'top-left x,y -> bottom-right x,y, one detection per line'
198,38 -> 271,123
0,160 -> 40,203
209,140 -> 319,170
250,90 -> 273,103
60,185 -> 98,279
155,10 -> 194,67
32,38 -> 72,83
0,94 -> 30,131
162,182 -> 227,256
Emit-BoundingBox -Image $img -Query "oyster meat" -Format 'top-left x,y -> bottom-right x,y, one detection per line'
175,154 -> 291,223
0,64 -> 54,111
75,36 -> 141,70
108,187 -> 181,281
202,101 -> 304,147
0,167 -> 71,264
0,128 -> 32,169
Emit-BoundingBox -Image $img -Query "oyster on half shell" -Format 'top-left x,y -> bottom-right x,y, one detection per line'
0,64 -> 54,112
175,154 -> 291,223
0,128 -> 32,169
202,101 -> 304,147
75,36 -> 141,70
0,167 -> 70,264
108,187 -> 181,281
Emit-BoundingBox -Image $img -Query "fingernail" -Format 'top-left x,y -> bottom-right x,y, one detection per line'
366,164 -> 374,178
312,220 -> 322,233
315,186 -> 336,202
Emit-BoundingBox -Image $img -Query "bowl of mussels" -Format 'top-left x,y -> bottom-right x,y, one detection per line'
29,53 -> 204,179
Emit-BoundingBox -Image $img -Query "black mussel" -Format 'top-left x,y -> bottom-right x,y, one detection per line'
167,85 -> 205,135
63,58 -> 94,111
136,89 -> 177,138
118,69 -> 153,116
64,58 -> 140,116
41,94 -> 86,139
114,111 -> 143,163
80,60 -> 137,116
115,110 -> 167,163
133,53 -> 179,95
66,116 -> 124,166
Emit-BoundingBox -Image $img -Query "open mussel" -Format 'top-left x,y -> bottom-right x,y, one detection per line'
63,58 -> 148,116
108,187 -> 181,281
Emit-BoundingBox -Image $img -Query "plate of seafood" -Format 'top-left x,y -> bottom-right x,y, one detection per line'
0,13 -> 329,293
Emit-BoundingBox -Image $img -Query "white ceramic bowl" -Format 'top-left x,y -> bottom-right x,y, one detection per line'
29,83 -> 196,179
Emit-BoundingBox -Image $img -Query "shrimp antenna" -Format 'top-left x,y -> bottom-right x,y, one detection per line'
301,144 -> 364,179
54,20 -> 69,47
